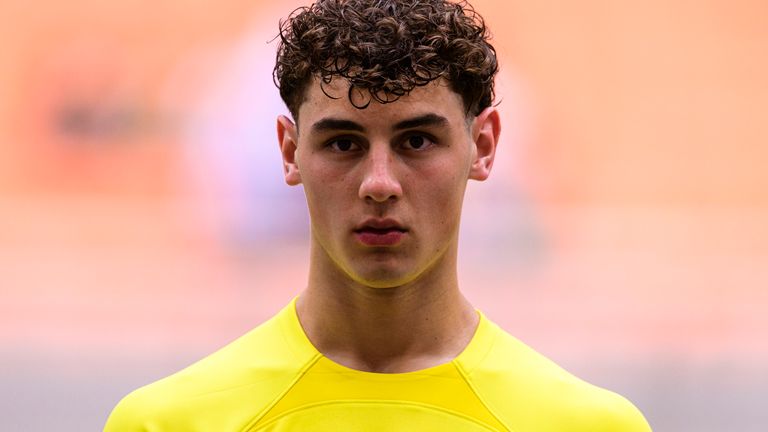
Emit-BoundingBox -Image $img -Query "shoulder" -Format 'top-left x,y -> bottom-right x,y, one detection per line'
104,302 -> 317,431
458,317 -> 651,432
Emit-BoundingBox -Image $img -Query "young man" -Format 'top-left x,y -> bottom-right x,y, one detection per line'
105,1 -> 652,430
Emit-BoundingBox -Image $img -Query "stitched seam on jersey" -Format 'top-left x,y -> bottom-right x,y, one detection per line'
464,318 -> 497,374
453,336 -> 516,432
241,352 -> 322,432
250,399 -> 501,431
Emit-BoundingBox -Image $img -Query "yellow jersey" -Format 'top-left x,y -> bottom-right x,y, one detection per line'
104,299 -> 651,431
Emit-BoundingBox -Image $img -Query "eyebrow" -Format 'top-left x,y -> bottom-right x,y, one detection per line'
393,113 -> 449,131
311,118 -> 365,133
310,113 -> 449,134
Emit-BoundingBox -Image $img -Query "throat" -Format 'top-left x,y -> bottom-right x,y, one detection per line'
295,289 -> 479,373
325,349 -> 457,374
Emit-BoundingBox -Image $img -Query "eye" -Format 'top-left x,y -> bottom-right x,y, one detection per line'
402,134 -> 435,151
327,138 -> 360,152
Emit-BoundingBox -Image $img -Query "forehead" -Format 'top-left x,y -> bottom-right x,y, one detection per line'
296,77 -> 467,131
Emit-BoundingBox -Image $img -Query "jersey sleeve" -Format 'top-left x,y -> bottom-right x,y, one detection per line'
102,301 -> 317,431
457,317 -> 653,432
103,389 -> 152,431
584,389 -> 652,432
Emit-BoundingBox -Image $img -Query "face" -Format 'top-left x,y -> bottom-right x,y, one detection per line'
277,78 -> 499,288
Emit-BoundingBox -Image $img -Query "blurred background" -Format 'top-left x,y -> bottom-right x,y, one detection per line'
1,0 -> 766,430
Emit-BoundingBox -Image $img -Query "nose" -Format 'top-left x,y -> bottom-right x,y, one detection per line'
358,146 -> 403,202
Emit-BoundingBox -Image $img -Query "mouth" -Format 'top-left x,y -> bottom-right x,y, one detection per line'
354,219 -> 408,246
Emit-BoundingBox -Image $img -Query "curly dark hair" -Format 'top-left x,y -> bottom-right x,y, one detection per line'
274,0 -> 498,121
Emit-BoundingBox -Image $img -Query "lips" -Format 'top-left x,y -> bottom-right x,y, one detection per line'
354,219 -> 407,246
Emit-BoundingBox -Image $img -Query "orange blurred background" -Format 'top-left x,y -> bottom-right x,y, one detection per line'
1,1 -> 766,430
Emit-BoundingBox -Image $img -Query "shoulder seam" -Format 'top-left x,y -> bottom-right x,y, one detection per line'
451,321 -> 514,432
240,352 -> 322,432
454,362 -> 514,432
453,326 -> 515,432
462,315 -> 498,374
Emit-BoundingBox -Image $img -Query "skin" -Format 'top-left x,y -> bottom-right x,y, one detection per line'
277,78 -> 500,373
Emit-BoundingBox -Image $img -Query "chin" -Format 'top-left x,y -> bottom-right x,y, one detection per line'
350,268 -> 426,289
349,267 -> 417,289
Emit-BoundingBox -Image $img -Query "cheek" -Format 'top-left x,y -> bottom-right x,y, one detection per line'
302,169 -> 354,225
302,154 -> 354,191
412,170 -> 466,222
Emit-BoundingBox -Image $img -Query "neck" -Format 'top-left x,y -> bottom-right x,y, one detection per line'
296,242 -> 478,373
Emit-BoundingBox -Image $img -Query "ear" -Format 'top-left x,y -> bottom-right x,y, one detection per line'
276,115 -> 302,185
468,107 -> 501,181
